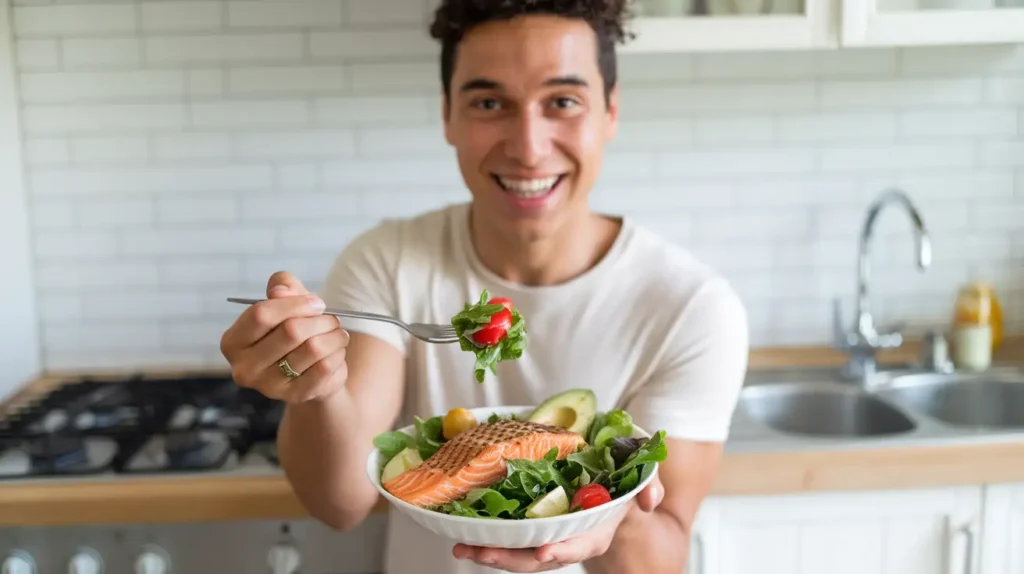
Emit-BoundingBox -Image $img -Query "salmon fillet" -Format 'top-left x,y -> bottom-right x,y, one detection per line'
382,418 -> 586,508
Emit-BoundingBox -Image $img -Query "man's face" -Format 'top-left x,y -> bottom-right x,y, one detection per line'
443,15 -> 619,244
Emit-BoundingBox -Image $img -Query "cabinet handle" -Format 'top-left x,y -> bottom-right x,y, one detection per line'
951,522 -> 975,574
959,523 -> 974,574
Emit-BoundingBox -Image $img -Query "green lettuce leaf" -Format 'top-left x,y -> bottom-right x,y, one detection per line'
450,289 -> 528,383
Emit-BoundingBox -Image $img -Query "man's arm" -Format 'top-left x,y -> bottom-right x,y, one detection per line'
277,331 -> 405,531
277,221 -> 410,532
592,276 -> 748,573
585,439 -> 722,574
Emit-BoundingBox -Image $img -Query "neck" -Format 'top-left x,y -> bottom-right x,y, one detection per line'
467,205 -> 622,287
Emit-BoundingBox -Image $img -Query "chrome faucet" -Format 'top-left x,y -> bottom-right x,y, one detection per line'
833,189 -> 932,384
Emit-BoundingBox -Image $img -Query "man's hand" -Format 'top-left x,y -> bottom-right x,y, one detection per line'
452,476 -> 666,572
220,271 -> 350,404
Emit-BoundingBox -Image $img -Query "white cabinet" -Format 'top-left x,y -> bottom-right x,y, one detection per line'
979,483 -> 1024,574
690,487 -> 983,574
842,0 -> 1024,46
624,0 -> 835,53
622,0 -> 1024,53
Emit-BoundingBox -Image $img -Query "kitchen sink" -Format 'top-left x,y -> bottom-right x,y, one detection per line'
739,382 -> 916,438
873,372 -> 1024,429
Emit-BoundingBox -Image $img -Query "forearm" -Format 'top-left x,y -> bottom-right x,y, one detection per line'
277,389 -> 379,531
585,506 -> 690,574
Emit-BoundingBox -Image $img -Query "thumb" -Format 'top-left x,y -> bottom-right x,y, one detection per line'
266,271 -> 310,299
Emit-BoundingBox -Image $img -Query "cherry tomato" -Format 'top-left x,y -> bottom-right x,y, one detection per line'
571,484 -> 612,511
488,297 -> 515,312
471,307 -> 512,346
442,407 -> 478,440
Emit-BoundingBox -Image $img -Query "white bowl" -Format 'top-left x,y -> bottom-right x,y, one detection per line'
365,405 -> 659,548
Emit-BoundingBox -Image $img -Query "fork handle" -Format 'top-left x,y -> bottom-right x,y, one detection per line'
226,297 -> 404,327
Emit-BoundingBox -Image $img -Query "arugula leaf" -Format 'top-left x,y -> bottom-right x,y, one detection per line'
607,430 -> 668,494
450,289 -> 528,383
372,431 -> 414,467
413,415 -> 445,460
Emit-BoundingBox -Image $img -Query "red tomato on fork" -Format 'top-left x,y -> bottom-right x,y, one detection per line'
470,297 -> 515,346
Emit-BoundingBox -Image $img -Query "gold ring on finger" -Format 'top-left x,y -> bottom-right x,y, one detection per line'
278,358 -> 301,379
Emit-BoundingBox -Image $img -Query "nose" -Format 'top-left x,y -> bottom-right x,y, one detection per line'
504,107 -> 552,167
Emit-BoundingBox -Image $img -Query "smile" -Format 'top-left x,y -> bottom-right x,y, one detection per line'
493,175 -> 565,198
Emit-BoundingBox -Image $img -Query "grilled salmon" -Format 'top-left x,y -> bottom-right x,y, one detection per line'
382,418 -> 586,508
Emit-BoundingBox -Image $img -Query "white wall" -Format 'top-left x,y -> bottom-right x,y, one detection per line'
1,0 -> 39,397
7,0 -> 1024,372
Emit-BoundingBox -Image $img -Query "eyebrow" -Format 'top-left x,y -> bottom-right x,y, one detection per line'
458,75 -> 589,92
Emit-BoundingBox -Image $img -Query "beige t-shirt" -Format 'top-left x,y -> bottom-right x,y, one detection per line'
321,202 -> 749,574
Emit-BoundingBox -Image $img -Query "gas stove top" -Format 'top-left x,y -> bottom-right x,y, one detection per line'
0,374 -> 283,480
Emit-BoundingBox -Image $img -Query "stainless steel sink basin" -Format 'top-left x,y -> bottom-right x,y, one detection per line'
873,372 -> 1024,429
739,382 -> 916,438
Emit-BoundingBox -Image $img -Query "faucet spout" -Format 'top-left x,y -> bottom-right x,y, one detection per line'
835,188 -> 931,384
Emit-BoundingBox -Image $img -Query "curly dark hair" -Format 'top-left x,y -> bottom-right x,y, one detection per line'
428,0 -> 635,107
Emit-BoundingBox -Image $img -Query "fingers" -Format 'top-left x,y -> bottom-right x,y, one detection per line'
266,270 -> 309,298
275,326 -> 350,375
242,314 -> 342,373
222,294 -> 326,353
636,475 -> 665,512
267,345 -> 348,404
453,545 -> 567,573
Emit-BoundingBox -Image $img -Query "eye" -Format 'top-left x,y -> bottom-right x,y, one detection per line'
552,97 -> 580,109
472,98 -> 501,111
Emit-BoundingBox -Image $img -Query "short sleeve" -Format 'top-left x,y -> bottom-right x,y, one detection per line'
319,220 -> 410,356
623,277 -> 749,443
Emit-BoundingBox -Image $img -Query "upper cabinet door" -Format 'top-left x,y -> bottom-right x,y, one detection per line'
842,0 -> 1024,46
622,0 -> 837,53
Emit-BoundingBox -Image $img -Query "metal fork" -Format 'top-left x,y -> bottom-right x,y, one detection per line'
226,297 -> 460,344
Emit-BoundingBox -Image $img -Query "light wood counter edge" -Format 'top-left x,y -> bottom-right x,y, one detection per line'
4,439 -> 1024,527
1,335 -> 1022,527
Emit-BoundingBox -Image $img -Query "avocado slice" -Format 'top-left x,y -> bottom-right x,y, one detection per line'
526,388 -> 597,437
525,486 -> 569,518
380,447 -> 423,483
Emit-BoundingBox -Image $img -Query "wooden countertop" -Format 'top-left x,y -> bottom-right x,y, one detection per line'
2,335 -> 1023,528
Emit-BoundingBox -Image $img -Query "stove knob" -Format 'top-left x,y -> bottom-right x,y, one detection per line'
68,548 -> 103,574
133,547 -> 170,574
2,551 -> 36,574
267,543 -> 301,574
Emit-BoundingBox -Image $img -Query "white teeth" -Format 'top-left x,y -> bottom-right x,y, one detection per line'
497,176 -> 559,197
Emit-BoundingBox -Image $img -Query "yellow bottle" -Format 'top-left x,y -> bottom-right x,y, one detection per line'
951,282 -> 1003,370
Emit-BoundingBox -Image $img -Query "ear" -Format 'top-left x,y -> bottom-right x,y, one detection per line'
604,83 -> 620,142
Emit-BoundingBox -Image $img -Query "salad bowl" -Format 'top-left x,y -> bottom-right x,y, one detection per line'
365,404 -> 663,549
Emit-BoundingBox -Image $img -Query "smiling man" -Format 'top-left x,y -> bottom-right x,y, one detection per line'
219,1 -> 749,573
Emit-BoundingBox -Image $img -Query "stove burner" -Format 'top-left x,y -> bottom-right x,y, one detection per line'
28,436 -> 88,472
165,432 -> 209,468
0,373 -> 283,479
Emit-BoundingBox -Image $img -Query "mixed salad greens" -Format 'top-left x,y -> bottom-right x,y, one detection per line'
372,392 -> 668,520
450,289 -> 527,383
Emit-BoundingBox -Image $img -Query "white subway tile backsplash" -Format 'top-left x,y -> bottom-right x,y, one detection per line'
226,1 -> 343,29
310,30 -> 438,58
13,5 -> 137,36
233,130 -> 356,159
145,34 -> 305,65
21,103 -> 187,134
20,70 -> 186,104
8,1 -> 1023,370
62,38 -> 143,68
15,39 -> 58,69
191,100 -> 311,128
141,2 -> 224,32
228,66 -> 347,95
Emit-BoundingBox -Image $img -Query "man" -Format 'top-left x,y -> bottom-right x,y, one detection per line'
219,1 -> 749,572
